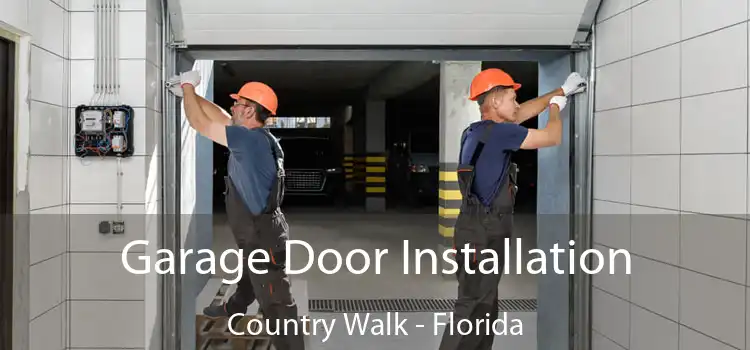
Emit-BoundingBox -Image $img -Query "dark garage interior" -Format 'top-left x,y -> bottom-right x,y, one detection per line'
210,60 -> 539,213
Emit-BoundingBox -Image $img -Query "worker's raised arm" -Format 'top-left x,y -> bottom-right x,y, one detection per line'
168,72 -> 231,126
196,97 -> 232,126
179,71 -> 228,146
519,96 -> 566,150
514,72 -> 587,125
514,88 -> 564,124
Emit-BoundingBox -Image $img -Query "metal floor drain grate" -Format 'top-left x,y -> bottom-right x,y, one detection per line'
308,298 -> 537,313
210,283 -> 536,313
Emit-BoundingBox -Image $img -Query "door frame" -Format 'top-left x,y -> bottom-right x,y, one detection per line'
570,39 -> 595,350
161,5 -> 182,349
0,34 -> 16,350
181,46 -> 589,348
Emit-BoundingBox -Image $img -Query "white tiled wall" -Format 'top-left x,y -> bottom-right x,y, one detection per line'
3,0 -> 162,348
25,1 -> 70,349
65,1 -> 162,349
592,0 -> 750,349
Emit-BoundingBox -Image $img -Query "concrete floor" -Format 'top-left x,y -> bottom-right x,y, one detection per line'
197,206 -> 539,349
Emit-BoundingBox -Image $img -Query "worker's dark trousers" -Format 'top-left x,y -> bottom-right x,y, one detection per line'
223,177 -> 305,350
439,166 -> 516,350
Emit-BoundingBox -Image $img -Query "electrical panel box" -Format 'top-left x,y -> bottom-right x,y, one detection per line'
74,105 -> 135,158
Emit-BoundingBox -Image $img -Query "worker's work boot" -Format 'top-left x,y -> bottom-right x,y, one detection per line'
203,303 -> 232,318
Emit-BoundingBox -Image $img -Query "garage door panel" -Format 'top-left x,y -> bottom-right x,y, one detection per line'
183,29 -> 577,46
183,14 -> 582,31
180,0 -> 590,46
181,0 -> 587,15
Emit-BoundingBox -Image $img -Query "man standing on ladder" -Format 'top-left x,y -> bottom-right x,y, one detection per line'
439,68 -> 587,350
169,71 -> 305,350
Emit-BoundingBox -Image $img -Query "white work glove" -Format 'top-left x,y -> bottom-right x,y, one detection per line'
561,72 -> 587,96
165,71 -> 201,97
550,96 -> 567,111
179,70 -> 201,89
166,75 -> 183,97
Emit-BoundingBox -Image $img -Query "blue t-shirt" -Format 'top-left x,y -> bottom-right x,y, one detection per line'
459,120 -> 529,207
225,126 -> 281,215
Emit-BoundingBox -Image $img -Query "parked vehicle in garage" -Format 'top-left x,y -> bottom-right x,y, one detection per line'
277,136 -> 344,199
405,131 -> 439,206
407,152 -> 439,204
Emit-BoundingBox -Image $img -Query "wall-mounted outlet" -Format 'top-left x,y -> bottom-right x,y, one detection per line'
112,221 -> 125,234
99,220 -> 125,234
99,221 -> 111,234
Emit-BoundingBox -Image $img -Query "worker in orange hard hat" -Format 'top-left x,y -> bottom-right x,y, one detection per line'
169,71 -> 304,350
438,68 -> 587,350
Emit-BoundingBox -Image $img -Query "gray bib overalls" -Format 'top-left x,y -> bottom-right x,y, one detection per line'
223,128 -> 305,350
439,123 -> 518,350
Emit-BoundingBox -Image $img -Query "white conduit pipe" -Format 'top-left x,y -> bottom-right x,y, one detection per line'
107,0 -> 112,105
110,0 -> 115,105
93,0 -> 100,105
89,0 -> 120,106
92,0 -> 97,104
100,0 -> 105,105
114,0 -> 120,104
101,0 -> 106,105
104,0 -> 112,105
101,0 -> 108,105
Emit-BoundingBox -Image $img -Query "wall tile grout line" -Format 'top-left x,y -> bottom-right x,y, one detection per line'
66,4 -> 72,347
69,251 -> 148,254
29,300 -> 65,323
29,99 -> 66,109
596,285 -> 678,324
591,322 -> 629,350
69,57 -> 154,62
67,299 -> 146,302
592,198 -> 749,220
595,241 -> 747,288
68,9 -> 147,13
595,19 -> 750,71
31,42 -> 66,61
30,251 -> 65,268
596,151 -> 750,157
677,0 -> 682,344
66,202 -> 149,206
28,203 -> 67,212
66,348 -> 144,350
627,6 -> 633,347
591,328 -> 628,350
68,251 -> 147,254
593,285 -> 742,350
594,0 -> 642,32
595,86 -> 749,114
48,0 -> 66,12
746,7 -> 750,350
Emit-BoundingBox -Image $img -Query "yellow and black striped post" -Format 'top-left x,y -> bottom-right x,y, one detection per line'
438,162 -> 462,239
343,155 -> 355,181
364,153 -> 387,196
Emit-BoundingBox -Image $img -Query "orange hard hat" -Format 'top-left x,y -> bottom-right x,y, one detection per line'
230,82 -> 278,115
468,68 -> 522,101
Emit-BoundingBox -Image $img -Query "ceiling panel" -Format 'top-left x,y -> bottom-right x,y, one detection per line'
183,14 -> 582,31
179,0 -> 590,46
181,0 -> 587,15
214,61 -> 394,92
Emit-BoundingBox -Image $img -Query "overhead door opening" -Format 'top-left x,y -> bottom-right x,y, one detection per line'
169,45 -> 590,350
181,54 -> 553,349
